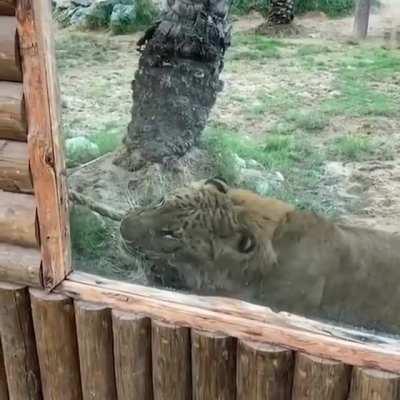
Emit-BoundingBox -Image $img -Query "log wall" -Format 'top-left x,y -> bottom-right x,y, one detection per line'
0,285 -> 398,400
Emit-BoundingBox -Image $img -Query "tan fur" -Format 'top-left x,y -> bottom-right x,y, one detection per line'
120,180 -> 400,335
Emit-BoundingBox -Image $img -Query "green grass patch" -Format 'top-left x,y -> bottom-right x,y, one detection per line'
296,44 -> 332,57
284,110 -> 329,132
327,135 -> 394,162
91,127 -> 123,155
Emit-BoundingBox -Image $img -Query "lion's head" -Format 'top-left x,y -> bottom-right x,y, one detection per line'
120,177 -> 294,295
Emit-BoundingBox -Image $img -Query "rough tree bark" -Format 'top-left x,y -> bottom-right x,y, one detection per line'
353,0 -> 371,39
266,0 -> 295,25
115,0 -> 232,171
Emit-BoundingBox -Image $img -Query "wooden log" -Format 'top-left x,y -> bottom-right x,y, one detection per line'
0,140 -> 32,193
0,0 -> 15,15
0,339 -> 9,400
237,341 -> 293,400
0,18 -> 21,81
292,353 -> 351,400
30,289 -> 82,400
75,302 -> 117,400
152,320 -> 191,400
0,191 -> 37,248
353,0 -> 372,39
0,283 -> 41,399
0,243 -> 41,286
192,330 -> 236,400
112,311 -> 152,400
17,0 -> 71,288
349,367 -> 400,400
0,82 -> 26,141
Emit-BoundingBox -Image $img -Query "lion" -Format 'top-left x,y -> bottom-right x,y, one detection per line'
120,177 -> 400,335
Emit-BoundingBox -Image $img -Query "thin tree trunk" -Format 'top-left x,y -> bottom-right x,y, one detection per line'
115,0 -> 231,171
353,0 -> 371,39
266,0 -> 295,25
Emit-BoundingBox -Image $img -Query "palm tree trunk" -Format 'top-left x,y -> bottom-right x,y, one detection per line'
115,0 -> 232,171
266,0 -> 295,25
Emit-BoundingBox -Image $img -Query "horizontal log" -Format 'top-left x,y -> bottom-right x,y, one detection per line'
0,18 -> 21,81
0,243 -> 41,286
349,367 -> 400,400
59,272 -> 400,374
237,341 -> 293,400
192,330 -> 236,400
0,190 -> 37,248
292,353 -> 351,400
30,290 -> 82,400
0,140 -> 32,193
0,283 -> 41,399
0,82 -> 26,141
0,0 -> 15,15
112,311 -> 152,400
75,302 -> 117,400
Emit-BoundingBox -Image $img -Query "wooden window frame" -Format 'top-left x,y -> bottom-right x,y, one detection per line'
14,0 -> 400,375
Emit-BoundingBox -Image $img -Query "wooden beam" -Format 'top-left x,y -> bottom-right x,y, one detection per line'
0,283 -> 41,399
0,243 -> 41,286
0,140 -> 32,193
353,0 -> 372,39
58,271 -> 400,374
0,17 -> 21,81
237,341 -> 293,400
17,0 -> 71,288
0,191 -> 37,248
0,82 -> 26,141
292,353 -> 351,400
0,338 -> 9,399
192,330 -> 236,400
30,289 -> 82,400
349,367 -> 400,399
152,321 -> 192,400
0,0 -> 15,15
75,302 -> 117,400
112,311 -> 153,400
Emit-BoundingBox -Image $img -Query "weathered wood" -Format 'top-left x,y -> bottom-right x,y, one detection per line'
0,339 -> 9,400
192,330 -> 236,400
0,191 -> 37,248
0,283 -> 41,399
0,140 -> 32,193
30,289 -> 82,400
0,243 -> 41,286
112,311 -> 153,400
237,341 -> 293,400
292,353 -> 351,400
353,0 -> 372,39
152,320 -> 191,400
0,82 -> 26,141
17,0 -> 71,288
0,0 -> 15,15
75,302 -> 117,400
0,18 -> 21,81
349,367 -> 400,400
59,272 -> 400,374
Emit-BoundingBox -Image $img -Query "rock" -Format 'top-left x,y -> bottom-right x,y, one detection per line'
71,0 -> 93,6
54,0 -> 72,9
232,153 -> 246,169
246,158 -> 264,170
66,136 -> 100,166
110,4 -> 137,34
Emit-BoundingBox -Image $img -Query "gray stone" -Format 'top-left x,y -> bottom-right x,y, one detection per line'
66,136 -> 100,166
110,4 -> 137,34
71,0 -> 93,6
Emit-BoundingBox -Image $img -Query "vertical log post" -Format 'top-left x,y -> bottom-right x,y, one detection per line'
112,311 -> 152,400
152,320 -> 191,400
75,302 -> 117,400
0,339 -> 8,400
191,330 -> 236,400
353,0 -> 372,39
30,289 -> 82,400
349,367 -> 400,400
237,341 -> 294,400
0,283 -> 41,399
292,353 -> 351,400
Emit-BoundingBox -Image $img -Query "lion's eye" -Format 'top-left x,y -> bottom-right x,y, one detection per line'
154,197 -> 166,209
238,233 -> 256,254
161,229 -> 177,239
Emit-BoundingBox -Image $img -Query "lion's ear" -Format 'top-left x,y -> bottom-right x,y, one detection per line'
205,176 -> 229,194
